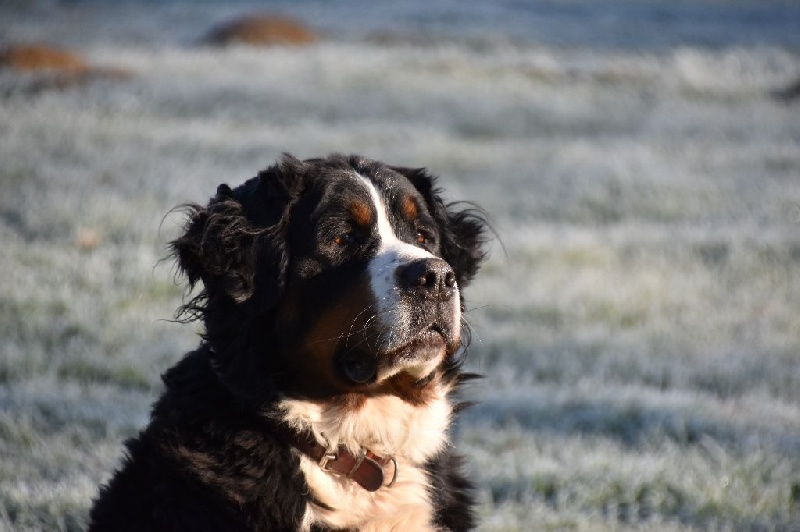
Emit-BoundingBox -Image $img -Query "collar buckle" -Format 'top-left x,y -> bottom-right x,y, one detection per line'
318,450 -> 339,472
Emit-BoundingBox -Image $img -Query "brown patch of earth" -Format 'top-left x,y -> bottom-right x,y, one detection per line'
204,14 -> 318,46
1,43 -> 132,92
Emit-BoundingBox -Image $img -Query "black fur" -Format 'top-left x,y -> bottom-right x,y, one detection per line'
90,154 -> 487,531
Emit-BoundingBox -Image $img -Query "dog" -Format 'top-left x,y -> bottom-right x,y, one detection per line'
89,154 -> 487,531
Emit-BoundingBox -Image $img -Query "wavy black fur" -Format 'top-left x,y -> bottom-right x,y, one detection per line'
89,154 -> 488,531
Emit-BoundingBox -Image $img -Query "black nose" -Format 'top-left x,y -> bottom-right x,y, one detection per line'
397,258 -> 456,300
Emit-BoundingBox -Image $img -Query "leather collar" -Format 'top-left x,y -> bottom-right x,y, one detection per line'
277,426 -> 397,492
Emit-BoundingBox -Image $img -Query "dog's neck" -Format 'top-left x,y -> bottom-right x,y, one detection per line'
277,384 -> 453,530
276,380 -> 453,465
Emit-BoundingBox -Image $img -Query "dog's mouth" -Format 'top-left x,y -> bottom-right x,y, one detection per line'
337,325 -> 448,386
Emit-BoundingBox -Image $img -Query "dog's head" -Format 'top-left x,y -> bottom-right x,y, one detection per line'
172,154 -> 486,403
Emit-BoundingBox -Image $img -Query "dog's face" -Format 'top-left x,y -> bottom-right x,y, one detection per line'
279,164 -> 464,396
173,154 -> 485,402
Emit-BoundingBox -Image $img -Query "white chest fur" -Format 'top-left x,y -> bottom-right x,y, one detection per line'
278,385 -> 452,531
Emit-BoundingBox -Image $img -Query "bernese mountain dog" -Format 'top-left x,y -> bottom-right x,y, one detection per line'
89,154 -> 487,531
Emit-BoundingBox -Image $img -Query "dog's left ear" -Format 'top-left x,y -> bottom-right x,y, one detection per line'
391,166 -> 488,286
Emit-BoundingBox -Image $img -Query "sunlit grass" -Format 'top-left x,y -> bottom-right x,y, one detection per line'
1,12 -> 799,529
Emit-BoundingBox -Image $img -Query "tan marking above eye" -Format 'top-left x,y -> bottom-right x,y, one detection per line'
401,196 -> 419,221
348,201 -> 374,228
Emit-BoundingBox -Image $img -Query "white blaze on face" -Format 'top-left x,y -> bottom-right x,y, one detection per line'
355,174 -> 461,371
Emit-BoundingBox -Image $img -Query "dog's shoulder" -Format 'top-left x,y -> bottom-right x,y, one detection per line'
90,349 -> 310,531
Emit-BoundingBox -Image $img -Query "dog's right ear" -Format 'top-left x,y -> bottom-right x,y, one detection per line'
171,185 -> 266,307
171,154 -> 305,316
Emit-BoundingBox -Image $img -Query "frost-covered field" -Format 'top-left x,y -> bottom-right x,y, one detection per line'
2,1 -> 800,530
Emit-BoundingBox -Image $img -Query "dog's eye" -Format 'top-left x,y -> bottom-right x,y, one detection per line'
334,232 -> 356,247
416,230 -> 434,246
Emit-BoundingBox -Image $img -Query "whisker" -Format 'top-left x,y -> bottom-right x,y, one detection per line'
463,303 -> 493,313
342,305 -> 379,349
304,304 -> 395,345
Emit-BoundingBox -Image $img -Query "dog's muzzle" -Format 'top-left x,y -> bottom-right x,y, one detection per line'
338,257 -> 460,386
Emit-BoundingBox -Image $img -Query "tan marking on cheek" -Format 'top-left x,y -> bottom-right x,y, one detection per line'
303,311 -> 345,378
332,392 -> 368,411
384,372 -> 442,406
401,196 -> 418,222
289,278 -> 377,397
349,200 -> 374,228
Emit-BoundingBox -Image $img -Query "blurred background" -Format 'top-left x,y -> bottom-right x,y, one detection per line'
1,0 -> 800,530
